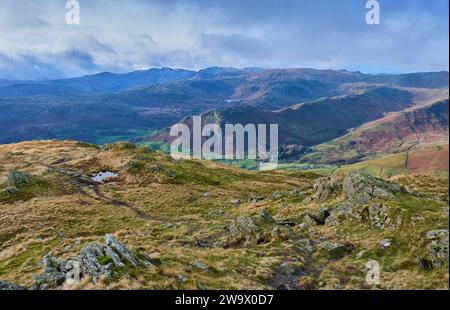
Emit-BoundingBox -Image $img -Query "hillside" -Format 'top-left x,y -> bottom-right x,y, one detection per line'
149,86 -> 416,149
0,68 -> 448,145
303,98 -> 449,165
0,68 -> 196,95
0,141 -> 448,290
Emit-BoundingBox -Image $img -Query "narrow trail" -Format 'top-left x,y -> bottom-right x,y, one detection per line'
90,186 -> 155,221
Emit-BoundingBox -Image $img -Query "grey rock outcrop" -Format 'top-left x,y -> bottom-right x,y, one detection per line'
308,208 -> 331,225
5,170 -> 30,193
227,216 -> 263,247
32,234 -> 146,289
105,234 -> 138,267
368,204 -> 391,229
32,254 -> 67,290
425,229 -> 449,268
0,280 -> 27,290
311,175 -> 342,201
342,172 -> 405,205
325,203 -> 363,225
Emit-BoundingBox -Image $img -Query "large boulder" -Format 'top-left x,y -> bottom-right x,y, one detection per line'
227,216 -> 263,247
5,170 -> 30,193
32,254 -> 67,290
307,208 -> 331,225
105,234 -> 138,267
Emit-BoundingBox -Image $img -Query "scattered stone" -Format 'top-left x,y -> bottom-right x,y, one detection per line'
278,261 -> 304,276
379,239 -> 392,249
300,215 -> 317,229
191,261 -> 208,270
319,241 -> 354,259
271,227 -> 290,241
230,199 -> 241,206
356,250 -> 366,259
259,209 -> 276,223
177,274 -> 188,283
6,186 -> 19,194
411,214 -> 425,225
308,208 -> 331,225
296,238 -> 314,254
426,229 -> 448,240
203,192 -> 211,197
3,170 -> 30,194
269,260 -> 308,290
271,191 -> 285,199
248,195 -> 265,203
289,188 -> 302,196
275,218 -> 297,226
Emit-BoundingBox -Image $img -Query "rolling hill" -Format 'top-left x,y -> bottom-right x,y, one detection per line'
303,98 -> 449,165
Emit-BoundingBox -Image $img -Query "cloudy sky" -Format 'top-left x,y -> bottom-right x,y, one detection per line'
0,0 -> 448,80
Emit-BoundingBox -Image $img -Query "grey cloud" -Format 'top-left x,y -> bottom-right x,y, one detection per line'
0,0 -> 447,79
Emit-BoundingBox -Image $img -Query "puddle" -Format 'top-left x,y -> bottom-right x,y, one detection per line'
224,99 -> 241,104
91,171 -> 118,183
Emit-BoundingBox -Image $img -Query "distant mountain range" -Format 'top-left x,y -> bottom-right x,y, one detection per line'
0,67 -> 448,167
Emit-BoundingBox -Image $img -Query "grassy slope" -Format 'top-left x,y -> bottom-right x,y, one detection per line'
0,141 -> 448,289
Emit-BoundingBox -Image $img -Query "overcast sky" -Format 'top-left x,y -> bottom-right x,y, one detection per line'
0,0 -> 448,80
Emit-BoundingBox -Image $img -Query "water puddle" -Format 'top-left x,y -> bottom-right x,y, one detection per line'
91,171 -> 118,183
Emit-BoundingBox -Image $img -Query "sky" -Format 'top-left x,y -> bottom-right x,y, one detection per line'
0,0 -> 448,80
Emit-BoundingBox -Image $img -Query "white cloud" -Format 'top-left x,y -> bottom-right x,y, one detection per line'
0,0 -> 448,79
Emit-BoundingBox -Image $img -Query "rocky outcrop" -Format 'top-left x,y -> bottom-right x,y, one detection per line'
326,202 -> 398,230
425,230 -> 449,268
5,170 -> 30,193
32,234 -> 148,289
368,204 -> 392,229
307,208 -> 331,225
0,280 -> 27,290
342,172 -> 405,205
325,203 -> 363,225
309,172 -> 406,207
311,175 -> 342,201
227,216 -> 263,247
